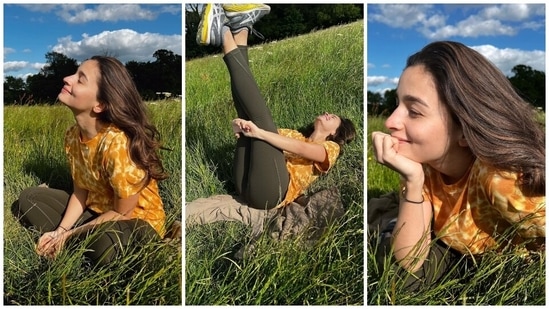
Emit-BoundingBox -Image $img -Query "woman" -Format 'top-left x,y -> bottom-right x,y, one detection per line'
372,41 -> 545,289
187,4 -> 356,230
15,56 -> 168,266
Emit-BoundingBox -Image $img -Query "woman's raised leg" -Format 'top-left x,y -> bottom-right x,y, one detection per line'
222,30 -> 289,209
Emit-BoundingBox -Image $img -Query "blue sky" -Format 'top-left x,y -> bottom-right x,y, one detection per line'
367,3 -> 546,94
4,3 -> 182,79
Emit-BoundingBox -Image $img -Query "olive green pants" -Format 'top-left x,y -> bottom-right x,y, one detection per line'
14,187 -> 158,267
224,46 -> 289,210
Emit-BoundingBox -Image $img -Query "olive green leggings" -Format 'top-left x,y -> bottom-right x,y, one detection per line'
224,46 -> 289,209
15,187 -> 158,267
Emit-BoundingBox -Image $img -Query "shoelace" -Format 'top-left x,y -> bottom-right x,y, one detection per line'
250,27 -> 265,40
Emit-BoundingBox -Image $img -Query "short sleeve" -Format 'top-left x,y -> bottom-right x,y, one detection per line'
103,134 -> 147,199
314,140 -> 340,173
487,172 -> 545,239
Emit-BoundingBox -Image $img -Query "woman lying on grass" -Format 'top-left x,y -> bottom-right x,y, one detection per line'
371,41 -> 545,291
186,4 -> 356,231
14,56 -> 168,266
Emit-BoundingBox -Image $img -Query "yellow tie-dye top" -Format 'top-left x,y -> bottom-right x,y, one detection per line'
277,129 -> 340,208
64,124 -> 165,236
422,159 -> 545,255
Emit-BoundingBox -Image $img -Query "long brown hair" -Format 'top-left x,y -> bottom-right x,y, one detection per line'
406,41 -> 545,194
91,55 -> 168,185
299,117 -> 356,146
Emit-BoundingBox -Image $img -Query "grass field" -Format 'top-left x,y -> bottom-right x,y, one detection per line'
185,21 -> 364,305
366,115 -> 546,305
3,100 -> 182,305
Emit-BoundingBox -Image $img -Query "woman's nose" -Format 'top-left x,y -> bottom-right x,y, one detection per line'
385,108 -> 401,131
63,73 -> 76,85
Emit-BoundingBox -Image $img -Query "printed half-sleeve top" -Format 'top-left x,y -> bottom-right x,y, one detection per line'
277,128 -> 340,208
422,159 -> 545,254
64,124 -> 166,236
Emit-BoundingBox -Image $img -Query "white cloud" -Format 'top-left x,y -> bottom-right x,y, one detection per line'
423,16 -> 517,40
51,29 -> 182,63
31,62 -> 46,70
481,4 -> 540,22
4,61 -> 28,72
58,4 -> 157,23
4,47 -> 16,60
4,61 -> 46,74
17,4 -> 181,23
371,4 -> 544,40
367,76 -> 399,87
369,4 -> 435,29
472,44 -> 545,76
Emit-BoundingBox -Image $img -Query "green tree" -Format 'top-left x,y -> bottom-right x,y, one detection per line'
185,4 -> 364,60
153,49 -> 182,96
508,64 -> 545,111
26,52 -> 78,104
3,76 -> 27,105
367,91 -> 383,115
126,49 -> 182,100
383,89 -> 397,115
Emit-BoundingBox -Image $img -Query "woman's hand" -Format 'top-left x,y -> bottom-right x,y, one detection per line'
36,230 -> 68,259
371,131 -> 424,183
232,118 -> 262,139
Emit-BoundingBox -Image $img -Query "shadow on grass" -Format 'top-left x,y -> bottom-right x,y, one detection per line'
22,152 -> 72,192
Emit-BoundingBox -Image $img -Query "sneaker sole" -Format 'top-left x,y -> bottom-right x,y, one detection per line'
197,4 -> 215,45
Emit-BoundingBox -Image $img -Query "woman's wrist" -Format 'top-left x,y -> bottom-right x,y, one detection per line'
56,225 -> 69,233
402,179 -> 424,204
401,186 -> 424,204
256,128 -> 267,140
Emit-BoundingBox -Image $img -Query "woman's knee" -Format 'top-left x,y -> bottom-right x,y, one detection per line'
17,187 -> 40,213
83,220 -> 158,266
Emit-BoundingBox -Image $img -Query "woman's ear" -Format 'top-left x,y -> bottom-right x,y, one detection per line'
92,102 -> 105,114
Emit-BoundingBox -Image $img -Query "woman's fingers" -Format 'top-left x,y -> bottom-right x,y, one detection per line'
36,235 -> 54,253
372,131 -> 396,164
36,231 -> 65,258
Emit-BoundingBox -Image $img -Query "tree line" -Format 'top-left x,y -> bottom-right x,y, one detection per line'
367,64 -> 546,116
185,3 -> 364,60
4,49 -> 182,105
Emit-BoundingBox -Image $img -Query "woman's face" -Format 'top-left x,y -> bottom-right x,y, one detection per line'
314,112 -> 341,136
58,60 -> 101,113
385,65 -> 463,167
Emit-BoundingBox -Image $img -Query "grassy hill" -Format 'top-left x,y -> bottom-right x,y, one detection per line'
185,21 -> 364,305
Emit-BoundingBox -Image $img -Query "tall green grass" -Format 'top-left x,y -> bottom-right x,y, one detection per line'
4,100 -> 182,305
367,116 -> 545,305
185,21 -> 364,305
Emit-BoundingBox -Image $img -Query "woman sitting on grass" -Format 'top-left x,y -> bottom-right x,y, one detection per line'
14,56 -> 168,266
371,41 -> 545,290
186,4 -> 356,230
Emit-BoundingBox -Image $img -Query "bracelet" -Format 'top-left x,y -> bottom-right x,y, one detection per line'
58,225 -> 69,232
401,187 -> 424,204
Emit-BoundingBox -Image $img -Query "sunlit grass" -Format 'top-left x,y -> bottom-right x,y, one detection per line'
4,100 -> 182,305
185,21 -> 364,305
